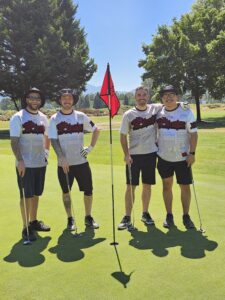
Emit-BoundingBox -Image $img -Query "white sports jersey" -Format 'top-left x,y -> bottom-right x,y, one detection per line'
10,109 -> 48,168
49,110 -> 97,166
120,104 -> 162,155
156,104 -> 197,162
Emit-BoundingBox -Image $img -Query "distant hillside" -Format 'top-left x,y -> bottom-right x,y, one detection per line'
84,84 -> 130,95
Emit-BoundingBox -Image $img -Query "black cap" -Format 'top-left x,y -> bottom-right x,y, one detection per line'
160,85 -> 178,97
57,88 -> 79,105
22,87 -> 45,109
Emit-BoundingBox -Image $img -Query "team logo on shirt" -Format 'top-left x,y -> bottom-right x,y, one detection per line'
157,117 -> 186,130
57,121 -> 83,135
22,121 -> 45,134
131,115 -> 156,130
190,121 -> 197,129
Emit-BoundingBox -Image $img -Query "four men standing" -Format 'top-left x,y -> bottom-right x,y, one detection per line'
9,85 -> 198,242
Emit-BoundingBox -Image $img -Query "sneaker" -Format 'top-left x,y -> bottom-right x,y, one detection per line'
22,226 -> 37,241
141,212 -> 155,225
67,217 -> 75,231
30,220 -> 51,232
85,215 -> 99,229
163,213 -> 174,228
183,214 -> 195,229
118,215 -> 131,230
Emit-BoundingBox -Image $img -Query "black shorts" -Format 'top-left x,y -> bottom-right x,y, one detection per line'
126,153 -> 157,186
17,167 -> 46,198
58,162 -> 93,195
157,156 -> 192,185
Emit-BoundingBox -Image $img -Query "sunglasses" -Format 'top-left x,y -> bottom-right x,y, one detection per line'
27,95 -> 41,101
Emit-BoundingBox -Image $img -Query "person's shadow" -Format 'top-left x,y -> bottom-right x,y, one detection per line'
129,225 -> 218,259
4,233 -> 51,267
129,225 -> 172,257
48,227 -> 106,262
165,227 -> 218,259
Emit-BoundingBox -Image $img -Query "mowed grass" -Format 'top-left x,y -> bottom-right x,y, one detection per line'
0,110 -> 225,299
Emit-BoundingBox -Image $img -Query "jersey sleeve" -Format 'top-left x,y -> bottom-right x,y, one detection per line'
83,114 -> 97,132
120,113 -> 129,135
48,117 -> 58,139
10,114 -> 21,137
43,116 -> 49,136
186,110 -> 197,133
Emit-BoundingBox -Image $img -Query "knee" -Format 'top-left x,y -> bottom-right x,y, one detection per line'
84,191 -> 92,196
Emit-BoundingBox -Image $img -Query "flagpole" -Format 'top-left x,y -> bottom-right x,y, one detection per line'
107,64 -> 119,246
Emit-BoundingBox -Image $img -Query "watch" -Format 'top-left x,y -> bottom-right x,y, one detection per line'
189,151 -> 195,155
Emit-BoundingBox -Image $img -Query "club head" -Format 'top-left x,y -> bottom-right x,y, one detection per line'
199,227 -> 206,234
127,225 -> 137,232
73,232 -> 82,238
23,239 -> 32,245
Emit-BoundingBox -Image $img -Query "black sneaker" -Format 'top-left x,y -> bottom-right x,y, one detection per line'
22,226 -> 37,241
183,214 -> 195,229
30,220 -> 51,232
141,212 -> 154,225
118,215 -> 131,230
85,215 -> 99,229
163,213 -> 174,228
67,217 -> 75,231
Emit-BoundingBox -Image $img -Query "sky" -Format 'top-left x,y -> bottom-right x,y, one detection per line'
76,0 -> 196,91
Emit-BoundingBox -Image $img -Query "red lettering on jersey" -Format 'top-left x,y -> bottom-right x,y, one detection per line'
57,121 -> 83,135
131,115 -> 156,130
157,117 -> 186,130
22,120 -> 45,134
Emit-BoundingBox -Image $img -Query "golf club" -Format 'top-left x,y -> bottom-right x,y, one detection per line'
127,164 -> 137,232
191,169 -> 205,233
20,176 -> 32,245
65,173 -> 82,237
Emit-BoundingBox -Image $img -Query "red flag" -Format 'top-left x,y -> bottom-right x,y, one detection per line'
100,64 -> 120,118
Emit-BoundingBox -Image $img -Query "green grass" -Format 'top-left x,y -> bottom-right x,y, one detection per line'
0,110 -> 225,299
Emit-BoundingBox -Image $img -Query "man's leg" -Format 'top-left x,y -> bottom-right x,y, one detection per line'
180,184 -> 191,214
162,177 -> 173,214
20,197 -> 30,226
125,184 -> 136,216
62,193 -> 73,217
84,194 -> 92,216
141,183 -> 151,213
29,196 -> 39,222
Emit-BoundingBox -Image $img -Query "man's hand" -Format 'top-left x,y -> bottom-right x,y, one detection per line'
124,154 -> 133,165
80,145 -> 93,158
17,160 -> 25,177
187,154 -> 195,167
60,156 -> 69,174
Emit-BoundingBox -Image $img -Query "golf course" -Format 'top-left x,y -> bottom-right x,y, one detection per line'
0,106 -> 225,300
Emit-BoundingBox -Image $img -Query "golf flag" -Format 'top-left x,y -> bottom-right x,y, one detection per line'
100,63 -> 120,118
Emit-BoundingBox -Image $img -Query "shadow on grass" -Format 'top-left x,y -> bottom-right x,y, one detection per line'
3,233 -> 51,267
111,245 -> 134,288
48,227 -> 106,262
129,226 -> 218,259
197,117 -> 225,129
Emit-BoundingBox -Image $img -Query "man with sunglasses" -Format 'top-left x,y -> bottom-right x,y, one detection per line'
156,85 -> 198,229
10,87 -> 50,243
49,89 -> 100,231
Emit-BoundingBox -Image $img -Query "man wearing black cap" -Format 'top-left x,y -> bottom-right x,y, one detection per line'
10,88 -> 51,242
156,85 -> 198,229
49,89 -> 100,230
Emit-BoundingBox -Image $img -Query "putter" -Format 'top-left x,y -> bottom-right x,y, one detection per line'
191,169 -> 205,233
20,176 -> 32,245
127,164 -> 137,232
65,173 -> 82,238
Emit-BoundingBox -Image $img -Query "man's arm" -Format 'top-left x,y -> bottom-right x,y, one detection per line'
10,137 -> 25,177
120,133 -> 132,165
51,138 -> 69,174
187,132 -> 198,167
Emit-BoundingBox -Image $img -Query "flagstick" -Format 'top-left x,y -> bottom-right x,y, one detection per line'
108,94 -> 119,246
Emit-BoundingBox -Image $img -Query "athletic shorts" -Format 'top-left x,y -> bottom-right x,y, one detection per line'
157,156 -> 192,184
58,162 -> 93,195
126,152 -> 157,186
17,167 -> 46,198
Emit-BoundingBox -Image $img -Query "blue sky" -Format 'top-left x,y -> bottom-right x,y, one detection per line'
76,0 -> 196,91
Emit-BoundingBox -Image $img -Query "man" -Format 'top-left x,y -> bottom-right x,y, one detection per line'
49,88 -> 100,230
156,85 -> 198,229
118,86 -> 162,230
10,87 -> 51,242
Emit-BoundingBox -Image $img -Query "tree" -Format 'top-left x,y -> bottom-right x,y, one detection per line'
123,95 -> 129,105
93,92 -> 107,109
0,0 -> 97,109
139,0 -> 225,121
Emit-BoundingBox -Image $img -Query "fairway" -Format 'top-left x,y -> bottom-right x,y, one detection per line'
0,113 -> 225,299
